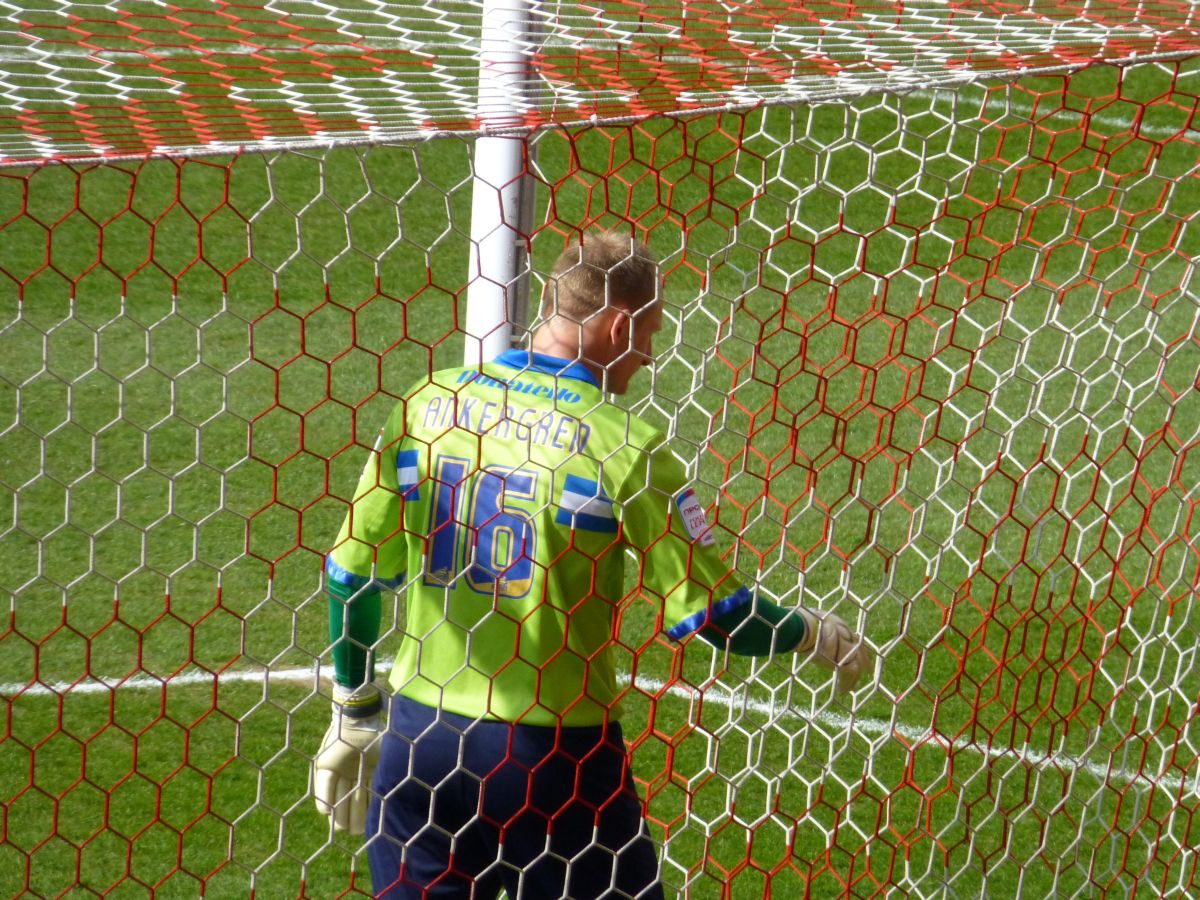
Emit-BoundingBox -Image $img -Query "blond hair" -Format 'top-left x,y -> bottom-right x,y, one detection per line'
542,231 -> 659,322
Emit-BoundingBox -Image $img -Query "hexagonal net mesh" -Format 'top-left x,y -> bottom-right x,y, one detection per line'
2,10 -> 1199,900
0,0 -> 1198,164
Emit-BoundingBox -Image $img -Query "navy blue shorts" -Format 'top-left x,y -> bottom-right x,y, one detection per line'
365,695 -> 664,899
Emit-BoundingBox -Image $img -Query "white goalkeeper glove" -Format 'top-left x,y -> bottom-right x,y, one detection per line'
313,682 -> 386,834
796,608 -> 873,694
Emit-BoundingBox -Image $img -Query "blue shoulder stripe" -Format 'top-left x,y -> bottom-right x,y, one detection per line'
555,474 -> 618,534
396,448 -> 420,500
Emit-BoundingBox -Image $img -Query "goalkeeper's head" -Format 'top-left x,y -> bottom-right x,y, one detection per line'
537,230 -> 663,395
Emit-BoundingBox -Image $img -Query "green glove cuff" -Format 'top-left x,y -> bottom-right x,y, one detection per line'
697,594 -> 808,656
327,580 -> 382,690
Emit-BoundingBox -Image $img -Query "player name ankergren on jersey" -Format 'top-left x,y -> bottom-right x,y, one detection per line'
420,379 -> 593,452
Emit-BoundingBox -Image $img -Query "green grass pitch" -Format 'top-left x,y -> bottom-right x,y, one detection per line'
1,61 -> 1199,898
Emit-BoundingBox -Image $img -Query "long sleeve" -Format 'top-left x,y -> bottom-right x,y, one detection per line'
617,436 -> 753,640
325,403 -> 411,687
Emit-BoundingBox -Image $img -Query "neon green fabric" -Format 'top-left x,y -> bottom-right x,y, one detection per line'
326,350 -> 752,726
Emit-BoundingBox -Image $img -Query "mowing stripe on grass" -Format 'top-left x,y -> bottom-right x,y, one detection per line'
5,664 -> 1194,796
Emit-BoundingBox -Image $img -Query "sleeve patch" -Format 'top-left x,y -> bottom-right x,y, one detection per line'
675,487 -> 716,546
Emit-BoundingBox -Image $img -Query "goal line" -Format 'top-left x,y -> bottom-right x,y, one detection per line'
6,664 -> 1191,797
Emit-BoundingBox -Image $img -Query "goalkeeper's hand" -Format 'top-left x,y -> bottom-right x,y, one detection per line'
795,608 -> 873,694
313,682 -> 386,834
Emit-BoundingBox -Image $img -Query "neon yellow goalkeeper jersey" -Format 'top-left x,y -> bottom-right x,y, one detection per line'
326,350 -> 751,726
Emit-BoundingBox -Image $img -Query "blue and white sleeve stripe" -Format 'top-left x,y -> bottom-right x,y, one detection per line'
325,555 -> 405,592
555,474 -> 618,534
396,449 -> 420,500
666,585 -> 754,641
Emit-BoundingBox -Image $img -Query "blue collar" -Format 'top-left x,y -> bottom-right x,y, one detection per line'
494,349 -> 600,388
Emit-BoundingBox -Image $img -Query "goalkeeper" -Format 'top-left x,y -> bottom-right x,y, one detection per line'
315,231 -> 872,898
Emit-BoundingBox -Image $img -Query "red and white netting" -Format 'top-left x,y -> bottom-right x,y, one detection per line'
2,2 -> 1199,897
0,0 -> 1198,163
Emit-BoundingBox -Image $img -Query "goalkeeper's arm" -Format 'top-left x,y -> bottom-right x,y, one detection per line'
328,577 -> 382,691
696,595 -> 873,693
617,436 -> 872,693
313,578 -> 386,834
314,412 -> 409,834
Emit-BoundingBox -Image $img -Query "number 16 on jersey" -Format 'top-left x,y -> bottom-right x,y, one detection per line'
424,454 -> 539,599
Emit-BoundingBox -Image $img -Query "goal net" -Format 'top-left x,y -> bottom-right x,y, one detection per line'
2,1 -> 1198,896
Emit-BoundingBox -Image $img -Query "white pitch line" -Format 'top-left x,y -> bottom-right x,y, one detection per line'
5,664 -> 1194,796
630,673 -> 1197,797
